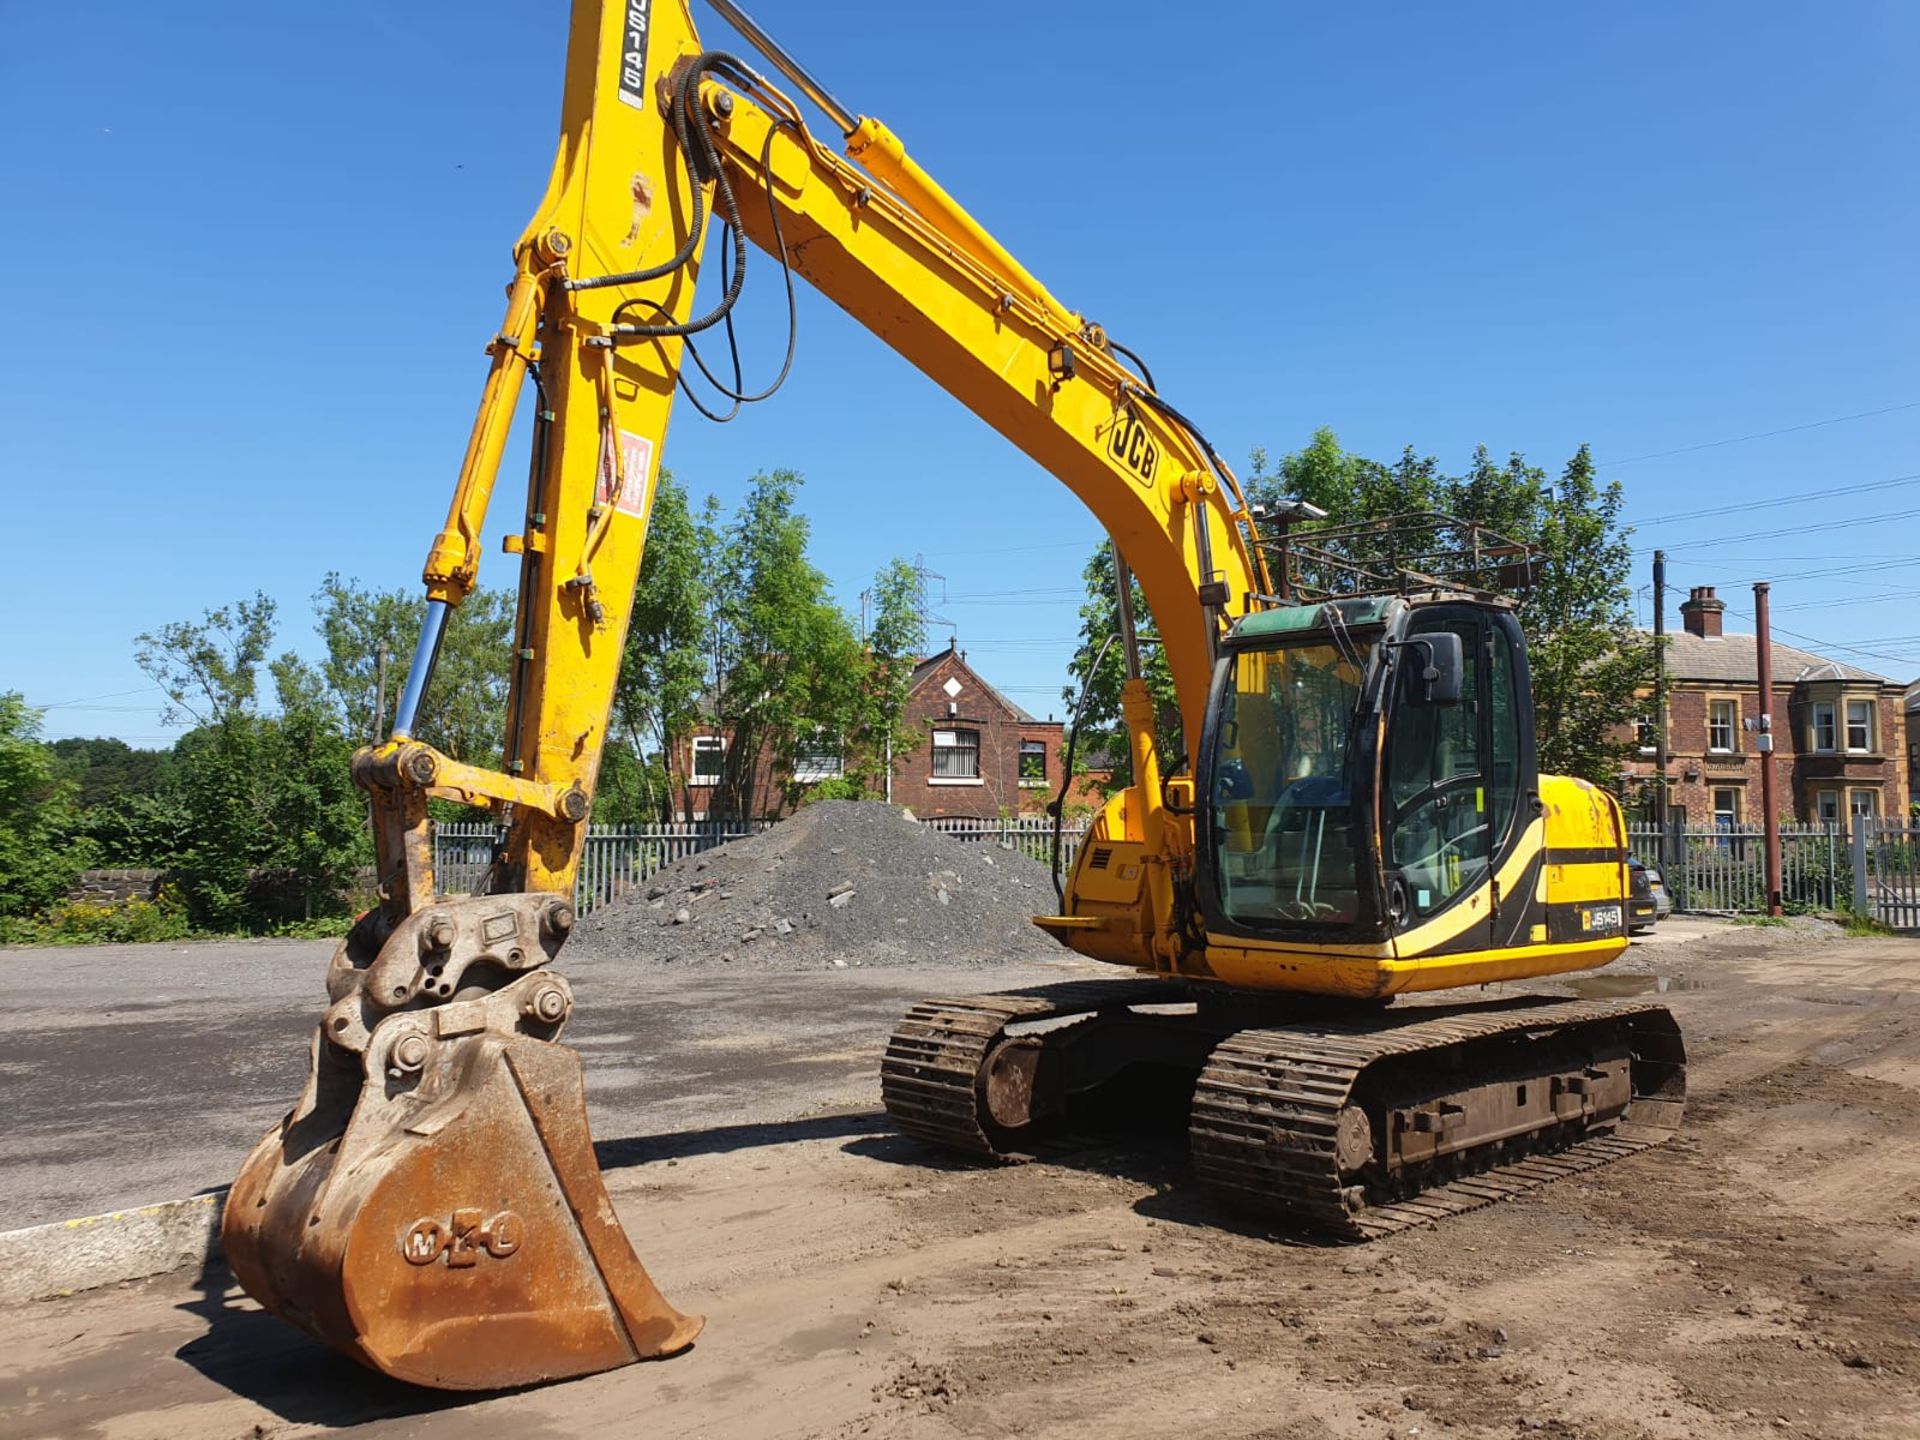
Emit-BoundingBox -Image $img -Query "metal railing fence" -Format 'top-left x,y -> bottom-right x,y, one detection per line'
432,813 -> 1092,915
434,820 -> 772,915
1854,820 -> 1920,931
437,813 -> 1914,929
1625,823 -> 1847,916
919,815 -> 1091,871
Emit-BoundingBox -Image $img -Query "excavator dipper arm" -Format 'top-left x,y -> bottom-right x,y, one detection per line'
225,0 -> 1262,1390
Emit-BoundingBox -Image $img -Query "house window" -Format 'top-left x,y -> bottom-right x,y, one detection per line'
1018,739 -> 1047,785
1811,701 -> 1837,753
1707,700 -> 1736,753
794,730 -> 843,782
1849,789 -> 1879,824
1845,699 -> 1873,754
1815,791 -> 1841,827
931,727 -> 981,781
1712,787 -> 1740,831
691,735 -> 725,785
1634,716 -> 1657,754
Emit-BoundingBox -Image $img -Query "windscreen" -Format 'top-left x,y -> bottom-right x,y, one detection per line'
1209,640 -> 1368,926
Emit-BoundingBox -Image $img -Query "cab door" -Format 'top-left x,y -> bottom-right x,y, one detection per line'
1379,606 -> 1513,954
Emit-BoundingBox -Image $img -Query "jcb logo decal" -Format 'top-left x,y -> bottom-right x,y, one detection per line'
402,1208 -> 523,1267
1108,413 -> 1159,486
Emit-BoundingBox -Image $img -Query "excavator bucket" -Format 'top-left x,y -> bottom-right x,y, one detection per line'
222,910 -> 700,1390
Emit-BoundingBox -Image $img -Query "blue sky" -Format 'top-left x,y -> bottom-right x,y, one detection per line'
4,1 -> 1916,746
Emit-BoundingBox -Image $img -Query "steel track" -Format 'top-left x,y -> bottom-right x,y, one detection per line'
880,981 -> 1685,1239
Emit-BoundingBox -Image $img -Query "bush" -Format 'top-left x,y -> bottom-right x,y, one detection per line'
0,891 -> 190,946
797,776 -> 877,805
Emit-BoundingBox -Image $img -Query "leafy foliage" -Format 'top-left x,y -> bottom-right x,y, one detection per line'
842,556 -> 928,798
1245,430 -> 1654,785
611,471 -> 713,821
135,593 -> 276,728
0,892 -> 190,946
5,462 -> 927,935
0,694 -> 96,917
704,471 -> 865,820
129,598 -> 371,929
1061,542 -> 1180,795
313,573 -> 514,764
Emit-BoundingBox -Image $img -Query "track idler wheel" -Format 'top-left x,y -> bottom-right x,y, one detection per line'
222,970 -> 700,1390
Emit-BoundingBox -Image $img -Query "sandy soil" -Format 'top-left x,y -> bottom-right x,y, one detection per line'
3,927 -> 1918,1440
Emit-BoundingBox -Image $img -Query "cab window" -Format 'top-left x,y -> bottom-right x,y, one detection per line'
1382,617 -> 1488,923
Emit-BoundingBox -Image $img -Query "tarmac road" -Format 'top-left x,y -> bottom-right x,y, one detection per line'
0,937 -> 1093,1228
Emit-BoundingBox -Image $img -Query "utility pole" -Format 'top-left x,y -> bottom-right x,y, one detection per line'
1652,551 -> 1670,865
371,642 -> 391,744
1754,582 -> 1784,916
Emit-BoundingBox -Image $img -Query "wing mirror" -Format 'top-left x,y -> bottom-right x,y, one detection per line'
1402,632 -> 1464,707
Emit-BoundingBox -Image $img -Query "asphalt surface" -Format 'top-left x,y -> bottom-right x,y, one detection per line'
0,937 -> 1093,1229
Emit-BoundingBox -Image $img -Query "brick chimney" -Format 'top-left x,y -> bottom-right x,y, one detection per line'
1680,584 -> 1725,639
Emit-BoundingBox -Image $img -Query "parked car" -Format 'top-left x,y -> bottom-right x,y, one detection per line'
1626,857 -> 1673,933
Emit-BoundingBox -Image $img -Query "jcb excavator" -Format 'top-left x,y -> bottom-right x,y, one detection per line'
224,0 -> 1685,1391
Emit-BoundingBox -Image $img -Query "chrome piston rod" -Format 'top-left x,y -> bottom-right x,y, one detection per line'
705,0 -> 858,135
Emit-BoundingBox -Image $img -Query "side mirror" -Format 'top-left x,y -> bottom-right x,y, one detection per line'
1405,632 -> 1464,707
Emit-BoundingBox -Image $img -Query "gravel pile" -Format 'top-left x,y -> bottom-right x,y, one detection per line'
570,801 -> 1072,970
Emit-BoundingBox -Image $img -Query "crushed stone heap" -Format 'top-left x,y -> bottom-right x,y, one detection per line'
570,800 -> 1075,970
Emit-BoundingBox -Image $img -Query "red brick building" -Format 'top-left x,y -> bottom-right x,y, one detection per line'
1619,586 -> 1910,829
893,643 -> 1067,820
670,642 -> 1098,821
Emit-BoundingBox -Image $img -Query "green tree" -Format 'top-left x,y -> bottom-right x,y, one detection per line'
610,471 -> 713,821
0,694 -> 95,917
261,655 -> 368,921
48,737 -> 172,810
135,592 -> 276,727
1454,444 -> 1652,783
1061,541 -> 1180,795
704,471 -> 864,820
133,597 -> 370,929
313,574 -> 514,764
1077,430 -> 1655,793
840,556 -> 927,797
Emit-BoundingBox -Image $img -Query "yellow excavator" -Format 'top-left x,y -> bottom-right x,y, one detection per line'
224,0 -> 1685,1391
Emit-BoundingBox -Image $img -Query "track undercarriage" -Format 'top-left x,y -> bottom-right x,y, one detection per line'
881,978 -> 1685,1238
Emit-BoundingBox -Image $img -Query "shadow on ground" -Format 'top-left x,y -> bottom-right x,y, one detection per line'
172,1253 -> 515,1427
170,1111 -> 891,1423
843,1086 -> 1340,1248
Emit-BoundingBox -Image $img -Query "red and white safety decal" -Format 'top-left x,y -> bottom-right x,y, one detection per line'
597,429 -> 655,519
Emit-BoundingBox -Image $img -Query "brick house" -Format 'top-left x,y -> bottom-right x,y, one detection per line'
1618,585 -> 1910,829
893,642 -> 1068,820
670,642 -> 1094,821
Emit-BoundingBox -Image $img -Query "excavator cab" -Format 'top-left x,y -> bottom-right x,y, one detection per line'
1198,592 -> 1536,953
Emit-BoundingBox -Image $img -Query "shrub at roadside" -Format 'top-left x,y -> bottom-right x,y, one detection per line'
0,891 -> 190,946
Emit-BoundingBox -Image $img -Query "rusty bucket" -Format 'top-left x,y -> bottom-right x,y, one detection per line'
222,956 -> 700,1390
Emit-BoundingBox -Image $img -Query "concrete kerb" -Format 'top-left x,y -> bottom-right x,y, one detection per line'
0,1188 -> 228,1304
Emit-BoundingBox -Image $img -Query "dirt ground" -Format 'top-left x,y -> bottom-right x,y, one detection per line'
4,925 -> 1918,1440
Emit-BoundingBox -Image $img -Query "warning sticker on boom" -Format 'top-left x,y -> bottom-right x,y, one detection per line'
617,0 -> 652,111
598,430 -> 655,518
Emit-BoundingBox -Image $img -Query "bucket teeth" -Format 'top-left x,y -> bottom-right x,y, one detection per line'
224,1019 -> 700,1390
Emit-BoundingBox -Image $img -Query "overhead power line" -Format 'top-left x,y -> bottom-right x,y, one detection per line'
1634,504 -> 1920,555
921,538 -> 1101,558
1632,471 -> 1920,528
1673,573 -> 1920,670
1602,400 -> 1920,467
